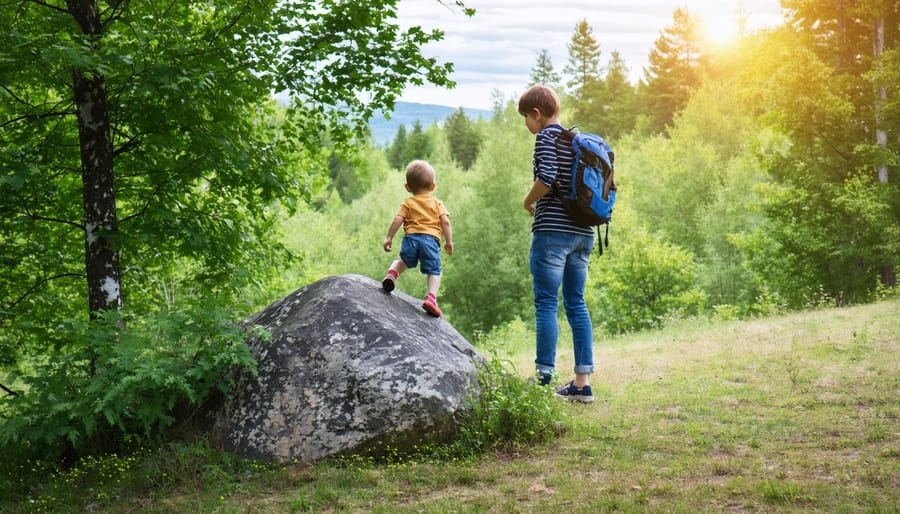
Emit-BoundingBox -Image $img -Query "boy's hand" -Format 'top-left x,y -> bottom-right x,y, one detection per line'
383,237 -> 393,252
523,181 -> 549,216
444,241 -> 454,256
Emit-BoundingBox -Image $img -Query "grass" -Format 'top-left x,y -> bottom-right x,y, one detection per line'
7,298 -> 899,513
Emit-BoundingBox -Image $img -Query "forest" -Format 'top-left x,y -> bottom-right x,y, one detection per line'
1,0 -> 898,495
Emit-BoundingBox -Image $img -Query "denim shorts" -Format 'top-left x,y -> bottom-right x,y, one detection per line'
400,233 -> 442,275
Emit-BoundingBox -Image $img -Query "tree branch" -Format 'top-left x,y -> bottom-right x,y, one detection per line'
820,132 -> 852,162
8,273 -> 84,311
100,0 -> 131,30
120,181 -> 167,225
20,210 -> 84,231
1,110 -> 75,130
0,83 -> 31,108
24,0 -> 68,14
209,1 -> 248,44
112,132 -> 143,157
0,383 -> 18,397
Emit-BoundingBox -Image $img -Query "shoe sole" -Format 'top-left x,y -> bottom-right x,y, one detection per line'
422,303 -> 441,317
556,394 -> 595,403
382,278 -> 395,292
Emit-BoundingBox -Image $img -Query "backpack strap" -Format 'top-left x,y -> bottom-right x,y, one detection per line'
550,126 -> 577,199
601,146 -> 616,202
601,224 -> 610,255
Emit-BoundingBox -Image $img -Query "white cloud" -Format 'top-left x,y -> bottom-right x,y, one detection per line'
396,0 -> 784,110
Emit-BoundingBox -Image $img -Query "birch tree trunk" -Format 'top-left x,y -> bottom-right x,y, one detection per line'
68,0 -> 123,316
873,14 -> 896,287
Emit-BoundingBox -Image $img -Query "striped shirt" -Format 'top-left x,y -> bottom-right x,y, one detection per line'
532,124 -> 595,236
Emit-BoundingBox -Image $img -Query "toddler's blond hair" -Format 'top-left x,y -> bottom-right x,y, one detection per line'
405,160 -> 436,192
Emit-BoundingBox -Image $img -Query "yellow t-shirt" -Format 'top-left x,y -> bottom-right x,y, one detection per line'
398,194 -> 450,239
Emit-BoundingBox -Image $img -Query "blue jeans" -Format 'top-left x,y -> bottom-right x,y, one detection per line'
530,231 -> 595,375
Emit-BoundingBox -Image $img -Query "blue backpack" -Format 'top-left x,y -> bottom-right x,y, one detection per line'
553,127 -> 617,253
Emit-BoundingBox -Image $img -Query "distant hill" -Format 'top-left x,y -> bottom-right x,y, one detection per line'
369,101 -> 492,147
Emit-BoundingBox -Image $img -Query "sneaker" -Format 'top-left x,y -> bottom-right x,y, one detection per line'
555,381 -> 595,403
531,371 -> 552,386
422,296 -> 442,317
382,273 -> 396,292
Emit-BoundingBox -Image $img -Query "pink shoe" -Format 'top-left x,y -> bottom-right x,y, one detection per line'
382,272 -> 397,292
422,295 -> 442,317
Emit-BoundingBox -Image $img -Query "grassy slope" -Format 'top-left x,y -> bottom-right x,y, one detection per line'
21,299 -> 900,513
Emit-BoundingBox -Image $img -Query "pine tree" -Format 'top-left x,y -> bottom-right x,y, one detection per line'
490,88 -> 507,121
564,19 -> 602,98
572,50 -> 637,140
445,108 -> 481,171
529,49 -> 561,88
642,7 -> 702,132
387,124 -> 408,169
601,51 -> 638,139
403,120 -> 432,164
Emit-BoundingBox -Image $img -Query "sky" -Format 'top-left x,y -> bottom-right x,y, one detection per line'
395,0 -> 785,110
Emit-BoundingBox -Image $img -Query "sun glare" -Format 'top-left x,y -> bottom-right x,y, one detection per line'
700,14 -> 743,48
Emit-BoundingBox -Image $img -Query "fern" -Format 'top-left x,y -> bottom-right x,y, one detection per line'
0,302 -> 261,461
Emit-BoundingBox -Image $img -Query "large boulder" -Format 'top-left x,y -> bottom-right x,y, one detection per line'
210,274 -> 483,463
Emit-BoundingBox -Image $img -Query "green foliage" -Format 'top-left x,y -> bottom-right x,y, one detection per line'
730,21 -> 900,306
752,170 -> 900,307
623,130 -> 722,256
385,120 -> 438,170
591,230 -> 706,333
439,121 -> 535,336
590,51 -> 639,140
0,304 -> 261,462
782,0 -> 881,76
403,120 -> 435,163
1,438 -> 261,510
0,0 -> 465,475
446,355 -> 568,457
866,47 -> 900,148
528,49 -> 562,88
272,2 -> 898,337
642,6 -> 703,132
0,0 -> 459,375
671,82 -> 768,307
386,124 -> 408,169
564,19 -> 602,97
552,18 -> 640,141
444,108 -> 482,170
327,144 -> 386,204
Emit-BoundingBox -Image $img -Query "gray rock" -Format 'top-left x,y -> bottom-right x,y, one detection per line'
211,274 -> 483,463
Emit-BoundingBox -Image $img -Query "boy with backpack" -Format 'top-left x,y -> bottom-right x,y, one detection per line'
382,159 -> 454,317
519,85 -> 598,403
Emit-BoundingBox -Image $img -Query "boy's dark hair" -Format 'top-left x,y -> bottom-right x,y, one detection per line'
405,160 -> 435,192
518,85 -> 560,118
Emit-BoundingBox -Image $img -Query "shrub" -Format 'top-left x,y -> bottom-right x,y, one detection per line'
591,230 -> 707,333
444,355 -> 568,458
0,302 -> 261,464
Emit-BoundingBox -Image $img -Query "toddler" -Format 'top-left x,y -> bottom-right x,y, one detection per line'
382,160 -> 454,317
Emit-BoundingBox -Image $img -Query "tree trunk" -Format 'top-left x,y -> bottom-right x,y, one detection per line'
874,16 -> 889,184
68,0 -> 123,317
873,15 -> 896,288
